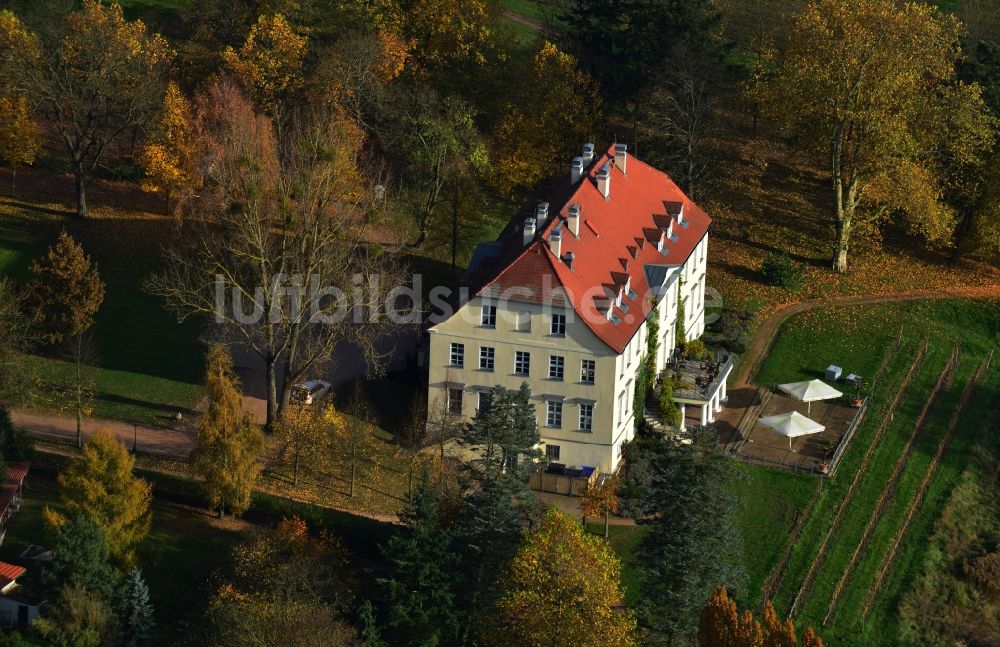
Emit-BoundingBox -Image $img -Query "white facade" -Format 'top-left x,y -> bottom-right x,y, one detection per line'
427,233 -> 709,473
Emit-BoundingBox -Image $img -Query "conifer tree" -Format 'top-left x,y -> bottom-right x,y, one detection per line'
380,470 -> 461,645
42,514 -> 118,601
190,344 -> 264,518
119,569 -> 154,647
49,431 -> 152,563
631,429 -> 744,644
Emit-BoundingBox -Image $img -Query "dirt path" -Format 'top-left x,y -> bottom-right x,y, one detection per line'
503,11 -> 546,33
12,410 -> 195,458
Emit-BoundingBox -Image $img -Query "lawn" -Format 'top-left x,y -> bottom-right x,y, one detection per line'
585,522 -> 648,608
732,464 -> 816,610
753,299 -> 999,643
0,199 -> 206,426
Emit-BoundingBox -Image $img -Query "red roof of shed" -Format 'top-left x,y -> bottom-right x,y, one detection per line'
0,561 -> 26,588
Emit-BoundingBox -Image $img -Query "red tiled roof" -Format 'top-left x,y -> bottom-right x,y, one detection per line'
468,146 -> 711,353
0,462 -> 29,516
0,561 -> 26,588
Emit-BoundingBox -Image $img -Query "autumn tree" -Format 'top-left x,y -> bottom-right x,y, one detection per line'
393,89 -> 487,247
495,507 -> 637,646
626,429 -> 744,644
0,92 -> 39,196
151,82 -> 404,427
491,41 -> 600,197
580,473 -> 620,538
190,344 -> 264,519
406,0 -> 496,71
0,2 -> 171,218
697,586 -> 763,647
697,587 -> 826,647
205,517 -> 356,646
139,82 -> 200,215
24,232 -> 105,447
35,583 -> 121,647
47,430 -> 152,564
274,405 -> 327,487
760,0 -> 994,272
223,13 -> 308,121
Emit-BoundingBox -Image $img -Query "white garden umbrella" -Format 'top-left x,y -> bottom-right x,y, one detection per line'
758,411 -> 825,451
778,379 -> 843,414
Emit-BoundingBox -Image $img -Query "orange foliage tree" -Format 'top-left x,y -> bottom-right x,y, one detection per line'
698,587 -> 826,647
223,13 -> 308,119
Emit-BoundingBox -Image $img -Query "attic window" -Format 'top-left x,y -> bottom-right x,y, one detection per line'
627,245 -> 638,259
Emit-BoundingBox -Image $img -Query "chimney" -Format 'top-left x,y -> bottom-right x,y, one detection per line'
549,227 -> 562,258
567,204 -> 581,237
582,143 -> 595,164
535,202 -> 550,228
563,251 -> 574,270
570,157 -> 584,184
614,143 -> 627,174
596,162 -> 611,199
523,217 -> 536,246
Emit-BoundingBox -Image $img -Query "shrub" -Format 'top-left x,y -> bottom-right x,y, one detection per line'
685,338 -> 711,360
963,550 -> 1000,602
659,383 -> 682,427
761,252 -> 804,290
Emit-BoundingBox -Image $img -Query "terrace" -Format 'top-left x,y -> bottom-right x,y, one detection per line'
661,352 -> 735,428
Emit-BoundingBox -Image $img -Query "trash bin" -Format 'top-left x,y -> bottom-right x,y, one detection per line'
825,365 -> 842,381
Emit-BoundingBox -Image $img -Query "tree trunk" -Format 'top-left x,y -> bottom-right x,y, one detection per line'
74,166 -> 87,219
832,217 -> 851,273
293,433 -> 300,487
604,511 -> 610,538
350,434 -> 357,498
949,207 -> 974,265
265,355 -> 278,430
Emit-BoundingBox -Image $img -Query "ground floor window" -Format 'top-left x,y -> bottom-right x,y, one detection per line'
546,444 -> 560,461
447,387 -> 463,416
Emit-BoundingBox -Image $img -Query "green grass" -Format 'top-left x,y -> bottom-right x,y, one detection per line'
754,299 -> 999,643
585,522 -> 648,607
0,204 -> 205,425
732,464 -> 816,609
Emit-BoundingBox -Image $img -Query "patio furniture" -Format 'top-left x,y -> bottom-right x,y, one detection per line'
778,379 -> 844,414
825,365 -> 842,381
758,411 -> 826,451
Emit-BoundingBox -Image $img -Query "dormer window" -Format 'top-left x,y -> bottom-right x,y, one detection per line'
481,303 -> 496,328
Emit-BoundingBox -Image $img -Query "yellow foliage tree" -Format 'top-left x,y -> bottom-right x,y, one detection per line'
223,13 -> 308,118
47,429 -> 152,564
139,81 -> 199,215
191,344 -> 264,518
408,0 -> 494,68
491,41 -> 601,197
760,0 -> 994,272
495,507 -> 637,646
0,92 -> 39,196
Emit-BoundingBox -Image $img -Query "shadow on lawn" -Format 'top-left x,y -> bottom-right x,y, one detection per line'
93,392 -> 199,417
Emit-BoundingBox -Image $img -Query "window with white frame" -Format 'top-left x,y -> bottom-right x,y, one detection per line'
548,355 -> 564,380
481,302 -> 496,327
546,400 -> 562,428
550,313 -> 566,336
447,387 -> 462,416
581,359 -> 596,384
514,351 -> 530,376
479,346 -> 495,370
579,403 -> 593,432
449,342 -> 464,367
515,311 -> 531,332
546,444 -> 560,461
